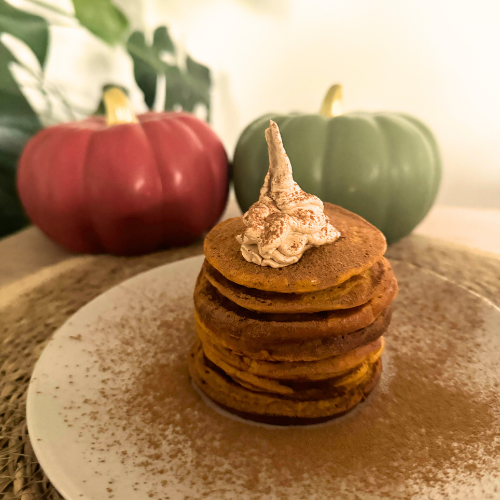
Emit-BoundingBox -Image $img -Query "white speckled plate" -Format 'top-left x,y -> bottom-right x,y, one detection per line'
27,256 -> 500,500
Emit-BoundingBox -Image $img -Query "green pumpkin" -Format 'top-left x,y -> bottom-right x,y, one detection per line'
233,85 -> 442,245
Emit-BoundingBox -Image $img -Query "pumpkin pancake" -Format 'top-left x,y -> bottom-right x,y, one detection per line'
200,337 -> 385,395
201,332 -> 384,381
189,339 -> 383,425
226,359 -> 376,399
194,269 -> 397,345
204,203 -> 387,293
203,257 -> 393,314
190,121 -> 396,425
195,307 -> 392,362
195,338 -> 383,399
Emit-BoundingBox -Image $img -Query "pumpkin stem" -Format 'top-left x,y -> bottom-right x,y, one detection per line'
319,84 -> 343,118
104,88 -> 139,126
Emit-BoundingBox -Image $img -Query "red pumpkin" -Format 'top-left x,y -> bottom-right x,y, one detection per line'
17,89 -> 229,255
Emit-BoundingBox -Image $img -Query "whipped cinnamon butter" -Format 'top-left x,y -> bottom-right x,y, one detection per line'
236,120 -> 340,268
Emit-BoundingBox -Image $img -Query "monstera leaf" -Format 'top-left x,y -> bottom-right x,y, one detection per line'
0,0 -> 48,66
127,26 -> 211,119
127,27 -> 174,109
71,0 -> 129,45
0,0 -> 47,236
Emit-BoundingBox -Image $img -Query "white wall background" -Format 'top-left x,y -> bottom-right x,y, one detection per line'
8,0 -> 500,209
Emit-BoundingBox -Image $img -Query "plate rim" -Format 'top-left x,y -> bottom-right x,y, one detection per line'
25,255 -> 500,500
26,254 -> 205,500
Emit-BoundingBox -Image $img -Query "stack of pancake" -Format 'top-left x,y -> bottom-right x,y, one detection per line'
189,203 -> 398,425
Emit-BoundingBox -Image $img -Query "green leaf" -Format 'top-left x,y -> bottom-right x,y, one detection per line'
92,83 -> 129,115
0,41 -> 41,142
164,64 -> 186,110
127,27 -> 177,109
127,32 -> 161,109
0,40 -> 41,237
0,156 -> 29,238
0,0 -> 49,67
153,26 -> 175,56
165,57 -> 211,120
71,0 -> 129,45
186,56 -> 210,87
127,30 -> 169,73
127,26 -> 212,118
153,26 -> 175,55
186,55 -> 211,118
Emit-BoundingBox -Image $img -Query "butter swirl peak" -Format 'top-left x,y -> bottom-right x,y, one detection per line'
236,120 -> 340,268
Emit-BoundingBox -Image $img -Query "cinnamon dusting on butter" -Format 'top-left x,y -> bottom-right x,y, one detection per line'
237,120 -> 340,267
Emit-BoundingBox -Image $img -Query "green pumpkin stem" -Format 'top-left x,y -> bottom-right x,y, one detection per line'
319,84 -> 343,118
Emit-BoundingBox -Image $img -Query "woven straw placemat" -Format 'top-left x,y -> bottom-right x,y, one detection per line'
1,235 -> 499,500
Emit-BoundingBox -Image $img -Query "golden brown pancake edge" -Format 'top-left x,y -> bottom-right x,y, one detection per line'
204,257 -> 394,314
194,269 -> 398,343
195,306 -> 392,362
189,339 -> 383,425
204,203 -> 387,293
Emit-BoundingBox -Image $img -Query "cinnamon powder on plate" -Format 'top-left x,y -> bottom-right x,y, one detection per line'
61,262 -> 500,500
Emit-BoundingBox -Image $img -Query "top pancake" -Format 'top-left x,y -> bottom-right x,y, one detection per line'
203,258 -> 392,314
204,203 -> 387,293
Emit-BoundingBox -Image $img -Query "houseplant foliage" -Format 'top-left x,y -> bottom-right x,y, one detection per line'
0,0 -> 211,238
127,27 -> 211,120
233,85 -> 442,245
0,0 -> 48,237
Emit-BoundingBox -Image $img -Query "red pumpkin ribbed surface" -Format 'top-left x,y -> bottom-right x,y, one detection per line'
17,112 -> 229,255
